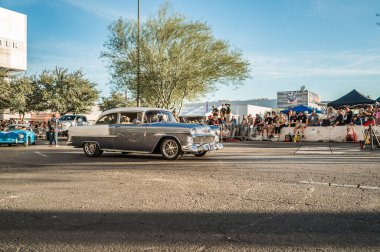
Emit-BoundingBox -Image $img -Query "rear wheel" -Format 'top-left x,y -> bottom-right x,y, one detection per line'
83,142 -> 103,157
160,138 -> 182,160
193,151 -> 208,157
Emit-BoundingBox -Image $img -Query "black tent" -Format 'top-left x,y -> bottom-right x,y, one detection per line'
327,89 -> 376,108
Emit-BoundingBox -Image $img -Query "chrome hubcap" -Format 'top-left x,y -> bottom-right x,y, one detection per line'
85,142 -> 96,154
163,140 -> 178,157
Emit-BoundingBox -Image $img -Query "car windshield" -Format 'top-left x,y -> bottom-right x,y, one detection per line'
143,110 -> 177,124
59,115 -> 76,121
4,125 -> 30,132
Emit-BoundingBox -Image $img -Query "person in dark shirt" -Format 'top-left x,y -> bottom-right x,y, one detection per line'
48,114 -> 57,146
288,110 -> 298,127
294,111 -> 307,138
333,109 -> 344,126
344,107 -> 353,125
363,105 -> 375,126
262,112 -> 273,139
253,114 -> 262,137
212,105 -> 219,117
220,104 -> 227,117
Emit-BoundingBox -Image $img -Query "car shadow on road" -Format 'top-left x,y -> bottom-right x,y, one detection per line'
0,210 -> 378,248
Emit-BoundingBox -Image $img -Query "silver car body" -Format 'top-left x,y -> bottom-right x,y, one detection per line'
59,115 -> 89,133
67,107 -> 223,154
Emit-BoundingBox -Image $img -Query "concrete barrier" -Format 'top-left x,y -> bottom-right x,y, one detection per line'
248,125 -> 379,142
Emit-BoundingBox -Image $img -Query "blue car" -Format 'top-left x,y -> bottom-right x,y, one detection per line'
0,124 -> 37,147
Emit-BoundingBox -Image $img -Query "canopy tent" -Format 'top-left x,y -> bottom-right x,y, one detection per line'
327,89 -> 376,108
377,97 -> 380,102
281,105 -> 321,114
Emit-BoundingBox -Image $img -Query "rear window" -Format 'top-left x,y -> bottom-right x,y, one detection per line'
60,115 -> 76,121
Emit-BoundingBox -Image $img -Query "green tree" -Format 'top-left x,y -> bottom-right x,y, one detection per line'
101,4 -> 250,111
32,67 -> 99,115
98,91 -> 132,112
0,68 -> 11,110
8,74 -> 35,121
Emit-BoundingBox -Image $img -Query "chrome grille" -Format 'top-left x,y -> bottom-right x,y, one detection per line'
193,136 -> 215,144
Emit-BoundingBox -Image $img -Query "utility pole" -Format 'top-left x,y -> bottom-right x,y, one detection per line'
136,0 -> 141,107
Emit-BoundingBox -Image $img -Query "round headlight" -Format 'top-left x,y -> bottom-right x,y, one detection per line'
190,128 -> 196,136
18,134 -> 24,139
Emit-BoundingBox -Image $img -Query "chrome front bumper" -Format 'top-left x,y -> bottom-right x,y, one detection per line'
182,143 -> 223,153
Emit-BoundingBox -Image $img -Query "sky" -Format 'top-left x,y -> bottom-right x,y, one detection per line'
1,0 -> 380,102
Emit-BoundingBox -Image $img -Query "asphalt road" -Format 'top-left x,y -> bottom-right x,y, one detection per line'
0,141 -> 379,251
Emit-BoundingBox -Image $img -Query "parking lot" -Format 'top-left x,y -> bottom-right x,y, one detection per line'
0,141 -> 379,251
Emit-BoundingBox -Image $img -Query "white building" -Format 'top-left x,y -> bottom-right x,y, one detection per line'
0,7 -> 27,71
0,7 -> 27,120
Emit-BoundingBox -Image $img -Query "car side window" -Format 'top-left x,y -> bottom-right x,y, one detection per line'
119,112 -> 141,124
96,113 -> 118,125
144,110 -> 176,123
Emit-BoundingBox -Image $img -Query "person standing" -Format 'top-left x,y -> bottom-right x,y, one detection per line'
48,114 -> 57,147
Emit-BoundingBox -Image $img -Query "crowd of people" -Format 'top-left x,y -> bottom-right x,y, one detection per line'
0,119 -> 49,133
205,104 -> 380,140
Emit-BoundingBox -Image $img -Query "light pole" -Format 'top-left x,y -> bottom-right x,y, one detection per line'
136,0 -> 141,107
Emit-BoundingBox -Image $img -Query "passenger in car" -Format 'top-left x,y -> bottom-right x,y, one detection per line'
159,114 -> 168,122
152,115 -> 159,122
121,116 -> 132,124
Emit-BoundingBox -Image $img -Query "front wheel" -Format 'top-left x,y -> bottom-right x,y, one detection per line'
83,142 -> 103,157
160,138 -> 182,160
23,138 -> 29,147
193,151 -> 208,157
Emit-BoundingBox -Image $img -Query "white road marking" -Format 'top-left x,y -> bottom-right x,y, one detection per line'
35,152 -> 49,157
300,181 -> 380,190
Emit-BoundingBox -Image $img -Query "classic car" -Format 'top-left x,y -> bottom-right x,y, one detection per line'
0,124 -> 37,147
58,115 -> 89,137
67,107 -> 223,160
